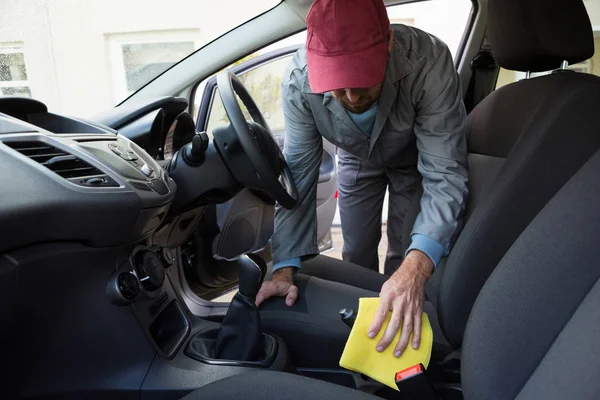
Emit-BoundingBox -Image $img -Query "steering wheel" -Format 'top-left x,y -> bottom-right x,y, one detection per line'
215,70 -> 298,209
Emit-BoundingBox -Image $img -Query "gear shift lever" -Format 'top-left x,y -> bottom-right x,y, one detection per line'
214,253 -> 267,361
238,253 -> 267,298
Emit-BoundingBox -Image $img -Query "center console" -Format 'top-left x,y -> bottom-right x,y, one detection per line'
106,245 -> 294,398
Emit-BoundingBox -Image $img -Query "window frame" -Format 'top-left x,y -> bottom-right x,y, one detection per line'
0,44 -> 31,97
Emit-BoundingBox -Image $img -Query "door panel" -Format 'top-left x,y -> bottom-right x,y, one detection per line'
195,45 -> 338,261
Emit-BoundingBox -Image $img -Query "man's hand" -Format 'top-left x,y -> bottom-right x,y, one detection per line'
255,267 -> 299,307
368,250 -> 433,357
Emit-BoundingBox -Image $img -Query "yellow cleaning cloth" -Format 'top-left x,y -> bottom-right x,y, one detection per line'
339,297 -> 433,390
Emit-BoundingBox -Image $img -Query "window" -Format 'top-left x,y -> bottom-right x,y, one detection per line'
205,54 -> 294,136
496,0 -> 600,89
0,44 -> 31,98
196,0 -> 473,136
122,41 -> 195,93
192,30 -> 307,124
497,58 -> 597,89
108,31 -> 200,103
386,0 -> 473,60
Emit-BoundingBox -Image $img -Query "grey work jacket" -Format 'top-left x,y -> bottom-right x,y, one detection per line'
272,25 -> 469,265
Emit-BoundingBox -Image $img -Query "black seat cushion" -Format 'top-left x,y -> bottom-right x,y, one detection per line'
181,371 -> 380,400
462,149 -> 600,400
259,273 -> 449,368
299,255 -> 388,292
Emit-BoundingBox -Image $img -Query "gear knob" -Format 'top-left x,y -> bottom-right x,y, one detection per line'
238,253 -> 267,299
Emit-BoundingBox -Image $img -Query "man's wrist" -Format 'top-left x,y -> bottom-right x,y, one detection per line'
399,250 -> 434,279
405,234 -> 448,269
273,266 -> 297,282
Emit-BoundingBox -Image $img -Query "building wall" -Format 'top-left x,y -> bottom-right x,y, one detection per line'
0,0 -> 276,117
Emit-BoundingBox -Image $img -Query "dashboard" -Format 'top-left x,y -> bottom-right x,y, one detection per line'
0,95 -> 290,398
0,96 -> 185,254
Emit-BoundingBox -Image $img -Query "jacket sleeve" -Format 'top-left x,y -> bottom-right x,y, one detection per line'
410,42 -> 469,251
271,64 -> 323,266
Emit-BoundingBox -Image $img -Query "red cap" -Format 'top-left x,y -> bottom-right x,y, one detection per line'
306,0 -> 390,93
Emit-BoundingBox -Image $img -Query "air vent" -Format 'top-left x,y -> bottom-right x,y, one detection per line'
5,140 -> 117,186
74,137 -> 118,143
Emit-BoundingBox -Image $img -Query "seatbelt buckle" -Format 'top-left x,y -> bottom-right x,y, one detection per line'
395,363 -> 439,400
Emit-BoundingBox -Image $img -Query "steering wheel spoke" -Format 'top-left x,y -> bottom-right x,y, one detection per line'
214,71 -> 298,209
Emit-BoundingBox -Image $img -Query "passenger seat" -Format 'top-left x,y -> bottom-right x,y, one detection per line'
437,0 -> 600,349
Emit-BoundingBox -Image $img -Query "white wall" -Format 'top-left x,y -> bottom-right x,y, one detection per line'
0,0 -> 60,112
0,0 -> 277,117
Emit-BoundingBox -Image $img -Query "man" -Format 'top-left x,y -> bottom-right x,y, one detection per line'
256,0 -> 468,357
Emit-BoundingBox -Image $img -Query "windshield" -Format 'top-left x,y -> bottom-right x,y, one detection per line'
0,0 -> 280,117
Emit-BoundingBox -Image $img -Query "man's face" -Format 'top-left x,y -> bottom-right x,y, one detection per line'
330,82 -> 384,114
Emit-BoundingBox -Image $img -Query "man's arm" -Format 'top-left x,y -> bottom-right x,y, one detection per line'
271,65 -> 323,267
410,41 -> 469,255
255,56 -> 323,307
369,40 -> 468,356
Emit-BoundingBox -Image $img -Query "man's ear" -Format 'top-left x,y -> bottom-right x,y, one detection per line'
388,28 -> 394,53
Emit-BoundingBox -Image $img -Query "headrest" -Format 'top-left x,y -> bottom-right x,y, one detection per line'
488,0 -> 594,72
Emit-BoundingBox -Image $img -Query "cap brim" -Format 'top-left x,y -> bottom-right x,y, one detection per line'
307,41 -> 388,94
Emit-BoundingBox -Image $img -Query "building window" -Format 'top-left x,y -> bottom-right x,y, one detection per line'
0,44 -> 31,97
108,30 -> 200,103
121,41 -> 195,93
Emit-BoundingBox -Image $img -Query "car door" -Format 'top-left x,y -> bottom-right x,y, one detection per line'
194,45 -> 338,262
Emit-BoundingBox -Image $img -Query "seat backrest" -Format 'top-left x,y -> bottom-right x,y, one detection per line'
462,147 -> 600,400
438,0 -> 600,348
